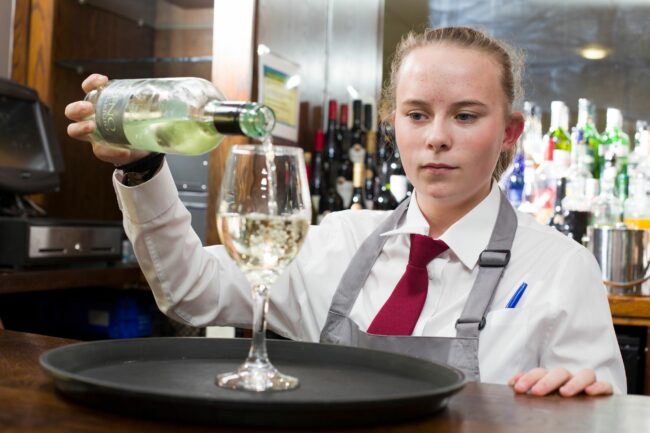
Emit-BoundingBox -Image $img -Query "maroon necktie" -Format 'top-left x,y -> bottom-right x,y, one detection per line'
367,234 -> 449,336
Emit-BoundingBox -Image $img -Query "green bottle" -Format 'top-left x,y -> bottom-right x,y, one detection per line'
85,78 -> 275,155
600,108 -> 630,198
545,101 -> 571,171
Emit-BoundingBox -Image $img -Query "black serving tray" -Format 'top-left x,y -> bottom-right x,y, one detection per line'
40,337 -> 465,427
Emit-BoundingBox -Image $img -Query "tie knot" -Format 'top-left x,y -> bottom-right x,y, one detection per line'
408,234 -> 448,268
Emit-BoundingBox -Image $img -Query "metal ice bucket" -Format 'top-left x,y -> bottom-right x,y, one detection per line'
586,226 -> 650,295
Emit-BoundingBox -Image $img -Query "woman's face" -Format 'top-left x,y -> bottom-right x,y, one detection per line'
393,44 -> 523,210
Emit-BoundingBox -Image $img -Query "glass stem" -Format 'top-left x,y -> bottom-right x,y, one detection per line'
246,283 -> 271,368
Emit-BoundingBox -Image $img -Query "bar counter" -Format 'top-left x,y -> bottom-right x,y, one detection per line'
1,329 -> 649,433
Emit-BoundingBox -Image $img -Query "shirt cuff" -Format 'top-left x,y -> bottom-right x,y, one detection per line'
113,159 -> 179,224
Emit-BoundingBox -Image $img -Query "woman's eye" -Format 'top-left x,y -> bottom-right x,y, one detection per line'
456,112 -> 477,122
408,112 -> 426,121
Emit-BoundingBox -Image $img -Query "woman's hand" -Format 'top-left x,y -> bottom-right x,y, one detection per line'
64,73 -> 149,166
508,368 -> 613,397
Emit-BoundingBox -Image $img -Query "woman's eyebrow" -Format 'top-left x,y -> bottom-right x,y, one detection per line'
450,99 -> 488,110
400,98 -> 430,109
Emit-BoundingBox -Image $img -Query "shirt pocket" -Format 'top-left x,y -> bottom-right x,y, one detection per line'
484,307 -> 529,331
480,307 -> 530,376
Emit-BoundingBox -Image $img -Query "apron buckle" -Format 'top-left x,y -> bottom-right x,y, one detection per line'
455,316 -> 486,330
478,249 -> 510,267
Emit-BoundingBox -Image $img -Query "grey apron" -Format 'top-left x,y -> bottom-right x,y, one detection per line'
320,192 -> 517,381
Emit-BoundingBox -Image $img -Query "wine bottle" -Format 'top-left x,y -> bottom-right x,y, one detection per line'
374,182 -> 398,210
310,129 -> 325,223
350,162 -> 366,210
318,157 -> 344,222
363,129 -> 377,210
85,78 -> 275,155
336,104 -> 353,207
389,145 -> 408,203
350,99 -> 363,149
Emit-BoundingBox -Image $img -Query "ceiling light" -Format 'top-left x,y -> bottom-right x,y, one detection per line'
579,44 -> 611,60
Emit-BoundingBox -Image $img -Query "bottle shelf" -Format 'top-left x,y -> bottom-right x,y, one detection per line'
56,56 -> 213,75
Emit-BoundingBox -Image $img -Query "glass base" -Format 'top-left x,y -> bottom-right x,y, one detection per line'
216,362 -> 299,392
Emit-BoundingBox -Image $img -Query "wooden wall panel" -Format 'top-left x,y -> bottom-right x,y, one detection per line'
153,28 -> 212,78
10,0 -> 31,84
26,0 -> 54,106
42,0 -> 155,221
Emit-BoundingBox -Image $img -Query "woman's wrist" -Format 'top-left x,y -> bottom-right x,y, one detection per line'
116,153 -> 165,186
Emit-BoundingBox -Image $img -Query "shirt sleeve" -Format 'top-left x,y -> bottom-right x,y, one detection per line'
539,246 -> 627,394
112,161 -> 341,341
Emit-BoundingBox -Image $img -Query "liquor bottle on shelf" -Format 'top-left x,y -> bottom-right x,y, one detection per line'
534,131 -> 557,223
590,155 -> 623,227
628,121 -> 649,183
505,151 -> 525,208
571,98 -> 600,178
310,129 -> 325,224
600,108 -> 630,198
600,108 -> 629,155
85,78 -> 276,155
349,162 -> 366,210
518,160 -> 540,216
350,99 -> 364,149
549,177 -> 567,231
543,101 -> 571,175
336,104 -> 353,208
561,150 -> 593,244
521,101 -> 544,163
623,163 -> 650,229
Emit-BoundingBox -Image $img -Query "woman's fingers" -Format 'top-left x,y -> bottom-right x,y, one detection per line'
558,368 -> 597,397
584,381 -> 614,396
529,368 -> 572,396
64,101 -> 94,122
81,73 -> 108,93
511,368 -> 548,394
67,120 -> 95,141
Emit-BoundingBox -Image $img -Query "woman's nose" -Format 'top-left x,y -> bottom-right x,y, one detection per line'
424,118 -> 451,151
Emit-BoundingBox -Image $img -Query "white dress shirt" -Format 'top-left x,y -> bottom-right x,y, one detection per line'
114,161 -> 626,393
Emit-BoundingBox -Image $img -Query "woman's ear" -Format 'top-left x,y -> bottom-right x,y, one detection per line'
502,112 -> 525,151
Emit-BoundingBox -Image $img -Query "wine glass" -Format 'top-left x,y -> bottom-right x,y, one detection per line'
216,144 -> 311,392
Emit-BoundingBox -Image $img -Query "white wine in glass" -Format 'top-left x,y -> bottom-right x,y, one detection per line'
216,143 -> 311,392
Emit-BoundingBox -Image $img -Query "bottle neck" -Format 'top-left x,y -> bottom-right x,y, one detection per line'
352,163 -> 364,188
205,101 -> 275,138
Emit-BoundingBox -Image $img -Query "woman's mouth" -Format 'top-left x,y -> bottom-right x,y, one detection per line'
421,163 -> 457,173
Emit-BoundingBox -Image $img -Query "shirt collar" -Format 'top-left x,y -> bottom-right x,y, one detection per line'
380,182 -> 502,269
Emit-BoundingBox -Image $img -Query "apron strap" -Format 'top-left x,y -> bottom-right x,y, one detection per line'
324,197 -> 411,319
455,191 -> 518,339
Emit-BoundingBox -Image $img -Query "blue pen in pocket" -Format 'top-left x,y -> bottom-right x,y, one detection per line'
506,282 -> 528,308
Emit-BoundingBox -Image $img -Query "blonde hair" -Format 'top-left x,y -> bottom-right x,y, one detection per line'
379,26 -> 524,181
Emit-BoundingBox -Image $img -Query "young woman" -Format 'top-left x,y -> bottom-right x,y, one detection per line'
65,27 -> 625,396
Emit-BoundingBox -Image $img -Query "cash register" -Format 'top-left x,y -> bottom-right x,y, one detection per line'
0,78 -> 122,268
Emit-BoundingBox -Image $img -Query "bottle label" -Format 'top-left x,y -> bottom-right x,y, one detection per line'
390,175 -> 408,202
95,82 -> 130,145
336,177 -> 354,208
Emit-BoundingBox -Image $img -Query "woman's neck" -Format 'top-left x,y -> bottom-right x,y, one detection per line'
417,182 -> 493,238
